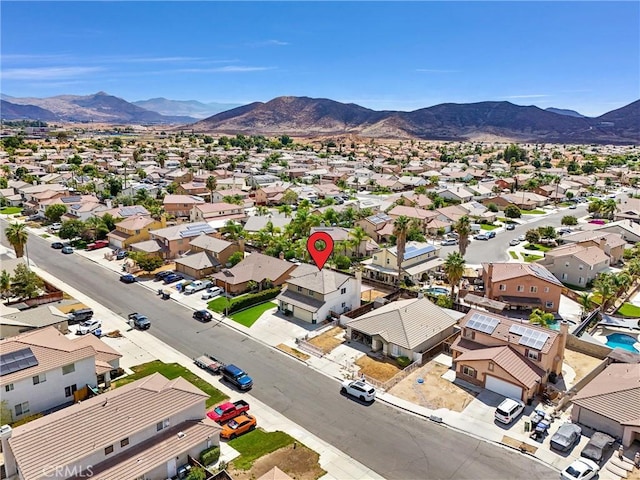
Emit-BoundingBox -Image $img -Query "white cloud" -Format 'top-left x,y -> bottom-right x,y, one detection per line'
1,66 -> 104,80
178,66 -> 274,73
248,39 -> 289,47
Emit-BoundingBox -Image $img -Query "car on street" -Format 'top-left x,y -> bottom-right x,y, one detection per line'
505,223 -> 516,231
518,234 -> 526,241
474,233 -> 489,241
154,270 -> 174,281
569,204 -> 577,209
128,312 -> 151,330
207,400 -> 250,423
193,309 -> 213,322
119,274 -> 137,284
341,379 -> 376,402
580,432 -> 615,464
76,319 -> 101,335
486,231 -> 496,239
221,364 -> 253,390
220,414 -> 256,440
163,273 -> 184,284
509,239 -> 520,246
61,246 -> 74,254
550,423 -> 582,452
202,286 -> 224,300
441,238 -> 458,246
51,242 -> 64,249
560,458 -> 600,480
494,398 -> 525,425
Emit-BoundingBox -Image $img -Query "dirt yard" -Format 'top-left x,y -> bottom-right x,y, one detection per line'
228,444 -> 326,480
355,355 -> 400,382
307,327 -> 345,354
56,302 -> 88,314
277,344 -> 310,361
389,361 -> 477,412
563,349 -> 604,385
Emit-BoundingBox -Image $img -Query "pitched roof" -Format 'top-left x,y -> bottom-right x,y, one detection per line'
211,253 -> 295,285
571,363 -> 640,426
174,251 -> 221,270
482,262 -> 563,287
70,334 -> 122,364
116,214 -> 156,231
387,205 -> 438,221
188,234 -> 233,253
346,297 -> 457,350
285,269 -> 351,294
543,244 -> 610,266
257,467 -> 295,480
8,373 -> 210,480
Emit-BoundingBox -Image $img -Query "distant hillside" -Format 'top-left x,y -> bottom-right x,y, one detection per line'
0,100 -> 59,121
193,96 -> 640,144
2,92 -> 196,124
132,97 -> 242,119
545,107 -> 585,118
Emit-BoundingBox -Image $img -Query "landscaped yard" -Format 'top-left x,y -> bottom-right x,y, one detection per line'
520,209 -> 546,215
276,344 -> 310,361
0,207 -> 21,215
228,429 -> 295,470
616,302 -> 640,318
307,326 -> 345,354
112,360 -> 227,407
208,296 -> 230,313
509,251 -> 519,260
522,243 -> 552,252
523,254 -> 544,262
230,302 -> 276,327
355,355 -> 401,382
480,224 -> 498,231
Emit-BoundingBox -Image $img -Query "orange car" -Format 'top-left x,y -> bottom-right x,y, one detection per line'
220,414 -> 257,440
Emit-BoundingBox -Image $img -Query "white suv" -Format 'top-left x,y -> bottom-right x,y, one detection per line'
494,398 -> 525,424
76,319 -> 101,335
341,379 -> 376,402
201,287 -> 223,300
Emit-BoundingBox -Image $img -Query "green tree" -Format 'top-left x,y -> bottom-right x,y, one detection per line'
538,225 -> 557,239
106,177 -> 123,197
525,229 -> 541,244
5,222 -> 28,258
393,216 -> 410,285
228,251 -> 244,267
44,204 -> 68,223
101,213 -> 118,232
129,252 -> 163,274
348,226 -> 368,258
593,273 -> 616,312
529,308 -> 555,328
185,467 -> 206,480
206,176 -> 217,203
334,254 -> 351,270
58,219 -> 85,240
0,400 -> 12,425
0,177 -> 8,189
443,252 -> 466,302
588,198 -> 604,218
601,198 -> 617,220
282,189 -> 298,205
561,215 -> 578,226
278,204 -> 293,218
10,263 -> 43,299
504,205 -> 521,218
454,215 -> 472,257
578,293 -> 593,318
487,203 -> 498,213
0,269 -> 12,299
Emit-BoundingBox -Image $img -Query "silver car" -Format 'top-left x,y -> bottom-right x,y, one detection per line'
201,287 -> 223,300
550,423 -> 582,452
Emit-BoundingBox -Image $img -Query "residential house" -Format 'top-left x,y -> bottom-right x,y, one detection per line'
356,213 -> 394,243
277,269 -> 361,323
254,185 -> 291,206
615,197 -> 640,223
0,327 -> 121,421
560,231 -> 626,264
362,242 -> 443,286
310,226 -> 378,258
190,202 -> 246,223
536,244 -> 610,287
0,373 -> 220,480
211,253 -> 297,294
0,302 -> 70,339
173,234 -> 241,279
459,201 -> 497,223
243,215 -> 292,234
451,309 -> 568,402
501,192 -> 548,209
95,204 -> 150,220
482,262 -> 563,312
247,174 -> 281,189
176,181 -> 210,198
570,363 -> 640,447
534,184 -> 566,202
107,214 -> 166,250
387,205 -> 439,233
345,297 -> 458,362
163,194 -> 205,218
164,168 -> 193,184
581,219 -> 640,244
131,222 -> 215,259
439,186 -> 474,203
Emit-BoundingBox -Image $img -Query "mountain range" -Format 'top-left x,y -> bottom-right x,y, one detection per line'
1,92 -> 638,144
132,98 -> 243,119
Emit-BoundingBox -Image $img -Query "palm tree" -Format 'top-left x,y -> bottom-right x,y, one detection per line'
593,273 -> 616,312
255,206 -> 269,216
278,204 -> 293,218
5,222 -> 28,258
601,199 -> 617,220
529,308 -> 555,329
206,176 -> 217,203
625,258 -> 640,282
349,226 -> 369,258
588,198 -> 604,218
443,252 -> 466,302
578,293 -> 593,319
0,269 -> 11,299
613,272 -> 632,298
221,221 -> 245,240
454,215 -> 471,257
393,215 -> 410,286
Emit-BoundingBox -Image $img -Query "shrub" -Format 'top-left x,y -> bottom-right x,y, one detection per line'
200,445 -> 220,466
396,356 -> 411,368
334,255 -> 351,269
12,412 -> 43,427
504,205 -> 521,218
186,467 -> 207,480
228,288 -> 281,314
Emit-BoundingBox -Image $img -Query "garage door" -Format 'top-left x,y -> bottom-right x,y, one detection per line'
485,375 -> 523,400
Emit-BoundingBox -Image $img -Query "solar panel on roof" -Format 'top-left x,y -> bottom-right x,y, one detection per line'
404,245 -> 435,260
466,312 -> 500,334
518,328 -> 549,351
0,347 -> 38,376
509,324 -> 527,336
62,195 -> 81,203
180,224 -> 214,238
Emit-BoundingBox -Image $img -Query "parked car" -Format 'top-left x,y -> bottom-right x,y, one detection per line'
154,270 -> 174,281
67,308 -> 94,325
221,364 -> 253,390
550,423 -> 582,452
61,246 -> 74,254
184,280 -> 213,295
86,240 -> 109,251
505,223 -> 516,231
474,233 -> 489,241
202,286 -> 224,300
341,379 -> 376,402
207,400 -> 250,423
193,309 -> 213,322
50,222 -> 62,232
163,273 -> 184,284
518,234 -> 526,241
560,458 -> 600,480
486,230 -> 496,239
494,398 -> 525,425
51,242 -> 64,249
509,238 -> 520,246
128,312 -> 151,330
441,238 -> 458,246
76,319 -> 101,335
119,274 -> 137,284
220,414 -> 256,440
569,204 -> 577,209
580,432 -> 615,464
115,250 -> 128,260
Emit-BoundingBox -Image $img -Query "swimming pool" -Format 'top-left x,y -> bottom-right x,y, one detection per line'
424,287 -> 449,296
606,333 -> 640,353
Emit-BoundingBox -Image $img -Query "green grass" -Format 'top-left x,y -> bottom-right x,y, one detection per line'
561,282 -> 591,292
480,224 -> 499,231
112,360 -> 227,407
616,303 -> 640,318
230,302 -> 276,328
520,209 -> 546,215
523,254 -> 543,262
40,233 -> 50,238
509,251 -> 519,260
522,243 -> 552,252
229,429 -> 295,470
208,296 -> 230,314
0,207 -> 21,215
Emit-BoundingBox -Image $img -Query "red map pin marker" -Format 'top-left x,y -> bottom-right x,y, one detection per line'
307,231 -> 334,270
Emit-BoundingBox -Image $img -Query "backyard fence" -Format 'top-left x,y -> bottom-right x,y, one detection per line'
362,360 -> 421,391
295,338 -> 324,358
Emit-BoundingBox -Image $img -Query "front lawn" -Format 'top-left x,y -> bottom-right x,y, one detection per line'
509,251 -> 519,260
230,301 -> 277,328
229,429 -> 295,470
480,224 -> 498,231
0,207 -> 21,215
208,296 -> 230,314
112,360 -> 227,407
520,209 -> 546,215
616,303 -> 640,318
522,243 -> 552,252
523,254 -> 543,262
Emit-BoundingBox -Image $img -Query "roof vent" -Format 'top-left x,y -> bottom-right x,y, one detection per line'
177,432 -> 186,439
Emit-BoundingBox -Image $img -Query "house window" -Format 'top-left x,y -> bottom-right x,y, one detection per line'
463,329 -> 475,340
579,277 -> 585,285
5,384 -> 14,392
65,384 -> 77,398
461,366 -> 476,378
498,284 -> 506,291
545,301 -> 554,308
308,290 -> 314,296
579,264 -> 584,270
565,262 -> 570,268
488,362 -> 494,372
32,374 -> 46,385
121,438 -> 129,447
297,286 -> 302,292
340,287 -> 347,294
517,285 -> 524,292
386,259 -> 390,265
527,350 -> 540,361
105,445 -> 114,455
15,402 -> 29,416
544,287 -> 550,293
530,286 -> 537,293
135,229 -> 140,235
373,255 -> 378,261
562,273 -> 568,280
62,363 -> 75,375
157,421 -> 164,431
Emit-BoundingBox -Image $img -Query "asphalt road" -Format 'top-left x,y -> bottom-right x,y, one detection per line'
1,222 -> 558,480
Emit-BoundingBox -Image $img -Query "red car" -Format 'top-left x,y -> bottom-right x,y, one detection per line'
207,400 -> 250,423
86,240 -> 109,251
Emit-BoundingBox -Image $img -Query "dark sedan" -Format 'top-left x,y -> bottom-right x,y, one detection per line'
163,273 -> 184,284
51,242 -> 64,249
193,310 -> 213,322
550,423 -> 582,452
154,270 -> 174,281
119,274 -> 137,284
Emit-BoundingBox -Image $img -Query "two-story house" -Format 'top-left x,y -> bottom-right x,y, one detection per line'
535,244 -> 610,287
356,213 -> 394,243
482,262 -> 563,312
173,234 -> 242,279
451,309 -> 569,402
176,181 -> 210,198
107,214 -> 166,250
559,231 -> 626,265
254,185 -> 289,205
190,202 -> 246,223
0,327 -> 121,422
362,242 -> 443,286
1,373 -> 220,480
130,222 -> 215,259
277,269 -> 361,323
163,194 -> 205,218
386,205 -> 439,234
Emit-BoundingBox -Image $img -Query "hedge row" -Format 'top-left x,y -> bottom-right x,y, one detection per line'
228,287 -> 281,314
199,445 -> 220,466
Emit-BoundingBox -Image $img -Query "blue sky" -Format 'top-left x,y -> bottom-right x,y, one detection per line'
1,1 -> 638,116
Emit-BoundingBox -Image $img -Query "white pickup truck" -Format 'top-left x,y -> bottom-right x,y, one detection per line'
184,279 -> 213,295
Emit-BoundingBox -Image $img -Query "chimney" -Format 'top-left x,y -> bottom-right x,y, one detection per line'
599,237 -> 606,251
279,251 -> 284,260
0,425 -> 16,477
354,269 -> 362,309
486,263 -> 494,299
238,237 -> 245,253
554,320 -> 570,375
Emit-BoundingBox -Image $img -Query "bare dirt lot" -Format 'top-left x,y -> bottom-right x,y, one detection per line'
276,343 -> 310,361
389,361 -> 477,412
563,349 -> 604,386
228,444 -> 326,480
307,327 -> 345,354
355,355 -> 401,382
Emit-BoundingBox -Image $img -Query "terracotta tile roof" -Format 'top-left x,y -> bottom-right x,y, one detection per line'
195,202 -> 243,214
482,262 -> 563,287
8,373 -> 210,480
456,345 -> 545,389
188,234 -> 233,253
211,253 -> 295,285
285,269 -> 351,294
0,327 -> 96,384
571,363 -> 640,426
115,214 -> 156,231
71,335 -> 122,364
387,205 -> 439,221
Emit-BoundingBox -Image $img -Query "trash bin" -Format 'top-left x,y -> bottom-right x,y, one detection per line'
158,288 -> 163,295
524,420 -> 530,433
162,291 -> 170,300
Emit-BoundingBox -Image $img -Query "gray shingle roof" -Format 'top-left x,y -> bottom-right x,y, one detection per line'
285,269 -> 351,294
